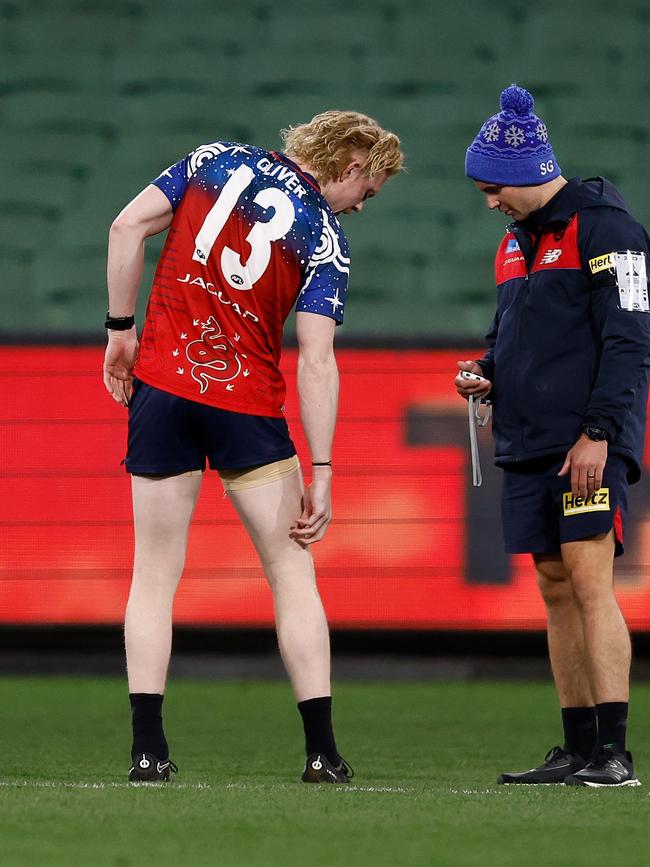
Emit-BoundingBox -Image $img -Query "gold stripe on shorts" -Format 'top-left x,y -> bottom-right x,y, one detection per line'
219,455 -> 299,491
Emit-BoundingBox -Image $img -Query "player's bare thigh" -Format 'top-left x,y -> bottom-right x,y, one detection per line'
131,471 -> 203,556
222,456 -> 308,562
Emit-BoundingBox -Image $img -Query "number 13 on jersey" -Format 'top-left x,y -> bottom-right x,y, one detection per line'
192,164 -> 295,291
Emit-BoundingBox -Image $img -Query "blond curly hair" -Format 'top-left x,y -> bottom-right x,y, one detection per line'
281,110 -> 404,182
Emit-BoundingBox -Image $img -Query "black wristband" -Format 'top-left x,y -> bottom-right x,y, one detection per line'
105,312 -> 135,330
581,425 -> 609,443
312,461 -> 332,466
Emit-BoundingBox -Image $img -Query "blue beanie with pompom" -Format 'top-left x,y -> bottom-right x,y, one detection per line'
465,84 -> 560,186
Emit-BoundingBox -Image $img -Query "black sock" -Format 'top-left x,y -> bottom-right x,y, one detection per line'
297,696 -> 340,766
596,702 -> 628,753
129,693 -> 168,761
561,706 -> 597,758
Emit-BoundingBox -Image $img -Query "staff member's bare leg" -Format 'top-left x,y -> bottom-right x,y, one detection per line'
535,553 -> 594,709
560,530 -> 638,785
498,553 -> 598,784
125,472 -> 202,781
561,531 -> 630,704
500,533 -> 633,786
555,531 -> 638,786
227,464 -> 349,783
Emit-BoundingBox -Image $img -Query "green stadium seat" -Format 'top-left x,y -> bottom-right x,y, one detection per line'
369,41 -> 493,96
31,246 -> 112,329
340,295 -> 492,339
234,45 -> 364,96
1,93 -> 117,139
106,133 -> 208,179
0,1 -> 22,53
375,174 -> 475,219
617,172 -> 650,230
452,211 -> 506,258
1,167 -> 83,212
0,252 -> 34,304
544,92 -> 647,133
265,7 -> 389,51
3,129 -> 112,178
13,4 -> 145,53
556,127 -> 642,189
143,6 -> 267,54
118,92 -> 255,146
0,49 -> 113,94
390,0 -> 520,52
513,7 -> 646,95
346,215 -> 444,260
56,165 -> 155,250
250,95 -> 353,152
114,47 -> 239,97
30,238 -> 162,333
0,68 -> 82,99
428,251 -> 496,303
0,204 -> 60,256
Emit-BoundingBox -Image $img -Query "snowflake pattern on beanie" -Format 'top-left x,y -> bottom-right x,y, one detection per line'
465,84 -> 560,186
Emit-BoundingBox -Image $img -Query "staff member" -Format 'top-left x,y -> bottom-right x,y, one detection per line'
457,84 -> 650,787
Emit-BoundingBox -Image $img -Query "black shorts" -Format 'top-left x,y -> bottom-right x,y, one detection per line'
501,454 -> 628,557
125,379 -> 296,474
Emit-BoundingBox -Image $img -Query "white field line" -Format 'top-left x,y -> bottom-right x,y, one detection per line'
225,782 -> 412,794
0,780 -> 212,791
1,780 -> 409,794
5,781 -> 603,797
340,786 -> 412,794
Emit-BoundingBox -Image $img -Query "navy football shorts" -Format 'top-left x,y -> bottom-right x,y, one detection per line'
501,453 -> 629,557
125,379 -> 296,475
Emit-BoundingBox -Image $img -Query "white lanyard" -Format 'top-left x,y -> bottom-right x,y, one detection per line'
468,395 -> 492,486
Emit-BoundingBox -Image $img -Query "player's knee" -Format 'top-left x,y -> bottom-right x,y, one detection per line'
568,569 -> 613,611
536,564 -> 572,606
261,550 -> 315,589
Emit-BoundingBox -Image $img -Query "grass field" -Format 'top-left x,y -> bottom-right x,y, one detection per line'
1,677 -> 649,866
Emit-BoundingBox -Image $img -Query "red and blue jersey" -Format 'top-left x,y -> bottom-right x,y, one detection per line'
134,142 -> 350,417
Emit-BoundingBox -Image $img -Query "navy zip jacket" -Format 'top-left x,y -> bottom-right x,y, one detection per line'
477,177 -> 650,482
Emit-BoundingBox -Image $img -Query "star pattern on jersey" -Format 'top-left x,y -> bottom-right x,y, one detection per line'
324,290 -> 344,313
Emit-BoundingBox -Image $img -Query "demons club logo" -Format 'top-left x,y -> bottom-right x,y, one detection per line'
185,316 -> 242,394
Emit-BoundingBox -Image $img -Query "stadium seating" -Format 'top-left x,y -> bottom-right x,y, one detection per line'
1,0 -> 648,338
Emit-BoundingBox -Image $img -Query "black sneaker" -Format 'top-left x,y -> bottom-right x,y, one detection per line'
128,752 -> 178,783
564,747 -> 641,788
497,746 -> 586,785
301,753 -> 354,784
